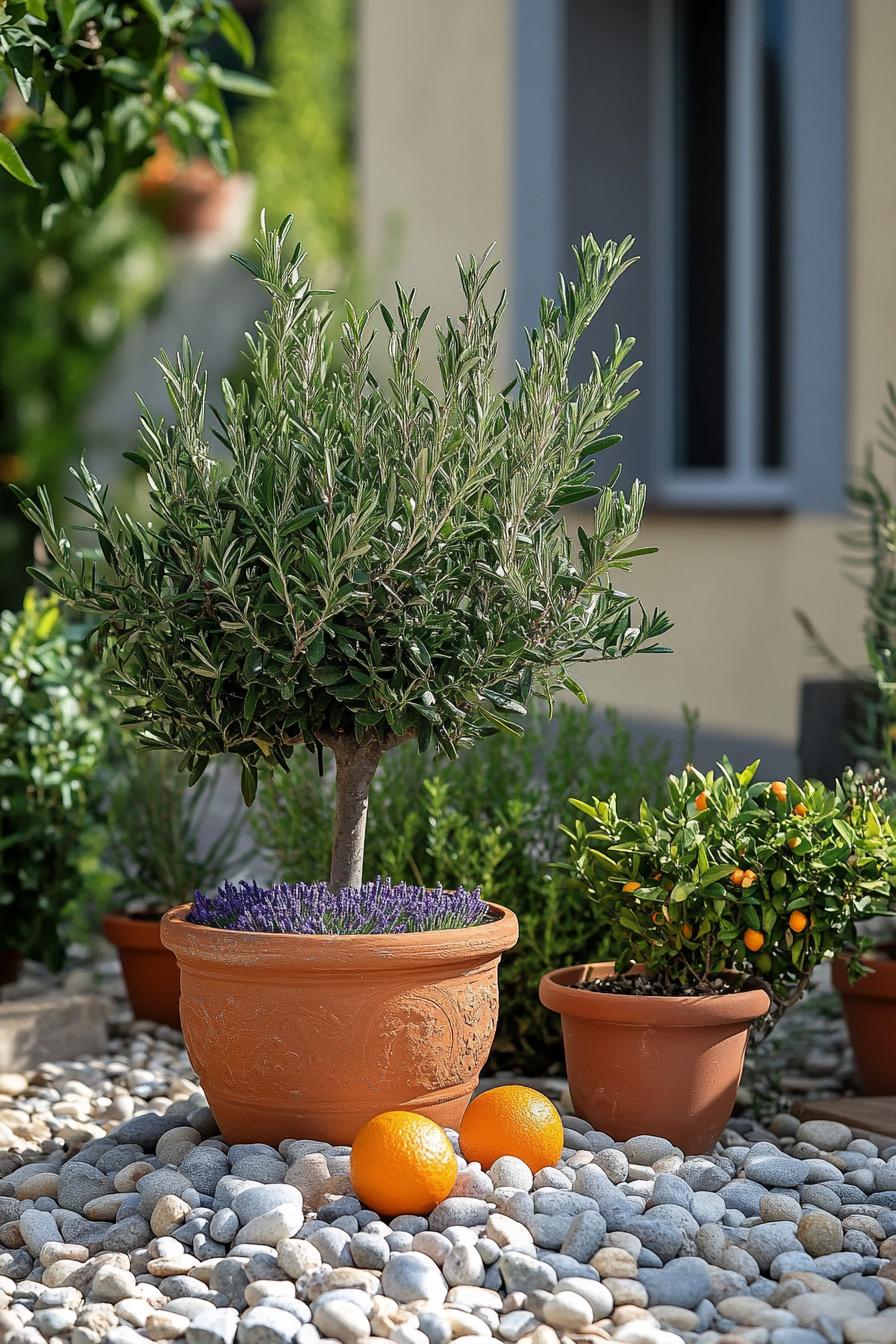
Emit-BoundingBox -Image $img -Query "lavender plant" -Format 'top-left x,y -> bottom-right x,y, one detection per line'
188,877 -> 490,935
18,215 -> 670,892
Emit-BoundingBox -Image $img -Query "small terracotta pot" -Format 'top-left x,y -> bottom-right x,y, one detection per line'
103,913 -> 181,1029
161,902 -> 519,1145
833,945 -> 896,1094
0,950 -> 23,988
540,963 -> 770,1154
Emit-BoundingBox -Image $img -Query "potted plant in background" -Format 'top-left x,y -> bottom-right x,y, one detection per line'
101,751 -> 244,1028
542,761 -> 896,1153
830,767 -> 896,1094
0,591 -> 114,982
795,387 -> 896,1091
18,216 -> 670,1143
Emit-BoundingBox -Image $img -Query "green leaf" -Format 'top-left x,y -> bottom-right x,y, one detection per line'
0,132 -> 38,188
240,760 -> 258,807
217,5 -> 256,66
207,65 -> 271,98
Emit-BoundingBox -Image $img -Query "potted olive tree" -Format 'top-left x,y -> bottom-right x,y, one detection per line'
18,216 -> 669,1143
542,762 -> 896,1153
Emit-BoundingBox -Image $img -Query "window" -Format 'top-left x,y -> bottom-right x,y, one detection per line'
650,0 -> 792,507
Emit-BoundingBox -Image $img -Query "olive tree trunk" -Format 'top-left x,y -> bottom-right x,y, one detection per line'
327,735 -> 384,891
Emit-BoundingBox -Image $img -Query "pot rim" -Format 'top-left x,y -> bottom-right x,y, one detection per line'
102,911 -> 170,949
160,900 -> 519,968
833,943 -> 896,995
539,962 -> 771,1025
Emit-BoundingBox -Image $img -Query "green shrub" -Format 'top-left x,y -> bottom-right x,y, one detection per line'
252,703 -> 696,1073
103,750 -> 244,917
0,591 -> 115,968
562,760 -> 896,1026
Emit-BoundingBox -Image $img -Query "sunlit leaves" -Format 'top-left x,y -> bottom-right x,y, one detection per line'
18,217 -> 669,784
562,762 -> 896,1024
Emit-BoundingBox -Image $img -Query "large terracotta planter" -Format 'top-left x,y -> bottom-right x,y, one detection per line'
103,913 -> 181,1029
833,945 -> 896,1094
161,902 -> 519,1145
540,962 -> 770,1154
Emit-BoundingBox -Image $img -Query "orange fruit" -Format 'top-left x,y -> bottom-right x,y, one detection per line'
788,910 -> 809,933
731,868 -> 745,887
695,791 -> 708,812
787,836 -> 800,850
622,881 -> 640,894
351,1111 -> 457,1217
744,928 -> 765,952
459,1085 -> 563,1173
793,803 -> 808,817
681,923 -> 694,939
771,781 -> 788,803
741,869 -> 758,889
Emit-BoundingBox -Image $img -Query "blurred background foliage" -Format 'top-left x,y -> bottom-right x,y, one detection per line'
0,0 -> 357,611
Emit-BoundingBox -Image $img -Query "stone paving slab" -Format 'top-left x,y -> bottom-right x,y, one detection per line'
0,994 -> 106,1071
795,1095 -> 896,1144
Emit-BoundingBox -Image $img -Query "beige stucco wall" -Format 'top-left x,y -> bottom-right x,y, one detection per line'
356,0 -> 895,747
357,0 -> 514,374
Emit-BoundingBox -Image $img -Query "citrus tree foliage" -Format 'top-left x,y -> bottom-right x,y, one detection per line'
20,216 -> 670,887
0,592 -> 115,968
563,759 -> 896,1023
0,0 -> 266,228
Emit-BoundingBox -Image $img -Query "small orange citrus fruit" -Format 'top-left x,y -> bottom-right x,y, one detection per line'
681,923 -> 694,939
787,835 -> 800,850
793,803 -> 808,817
741,869 -> 758,889
731,868 -> 745,887
459,1085 -> 563,1173
744,928 -> 765,952
771,781 -> 788,803
622,881 -> 640,894
351,1111 -> 457,1216
695,791 -> 708,812
788,910 -> 809,934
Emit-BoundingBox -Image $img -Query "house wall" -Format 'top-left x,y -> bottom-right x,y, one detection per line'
356,0 -> 896,750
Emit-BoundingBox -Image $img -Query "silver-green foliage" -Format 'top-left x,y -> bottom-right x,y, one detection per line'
19,216 -> 670,886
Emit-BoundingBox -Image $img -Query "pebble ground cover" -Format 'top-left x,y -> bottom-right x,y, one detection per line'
0,1016 -> 895,1344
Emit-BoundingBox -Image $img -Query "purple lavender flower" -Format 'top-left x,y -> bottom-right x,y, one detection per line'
187,876 -> 492,935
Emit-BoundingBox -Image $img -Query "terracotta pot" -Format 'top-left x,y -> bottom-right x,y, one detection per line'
833,945 -> 896,1094
161,902 -> 519,1145
103,913 -> 181,1029
0,949 -> 23,987
540,963 -> 770,1154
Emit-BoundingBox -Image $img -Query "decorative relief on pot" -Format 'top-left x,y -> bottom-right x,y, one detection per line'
364,977 -> 498,1092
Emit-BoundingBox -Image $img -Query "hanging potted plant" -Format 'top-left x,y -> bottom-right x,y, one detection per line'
18,215 -> 669,1143
101,750 -> 244,1028
542,761 -> 896,1153
0,592 -> 114,984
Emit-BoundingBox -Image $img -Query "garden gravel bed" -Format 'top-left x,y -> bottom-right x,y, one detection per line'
0,1020 -> 893,1344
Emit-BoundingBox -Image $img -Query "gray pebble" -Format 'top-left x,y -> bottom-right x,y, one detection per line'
381,1252 -> 448,1304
